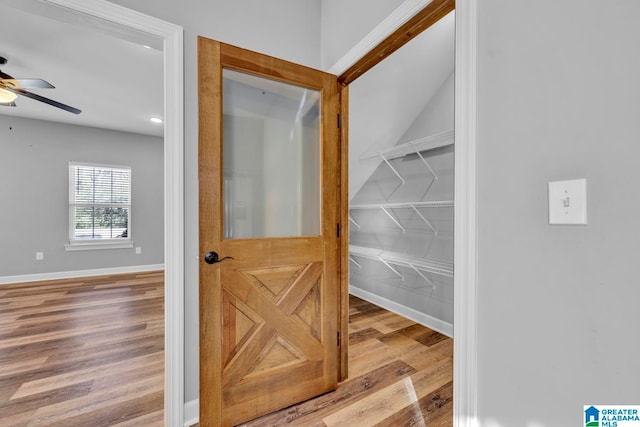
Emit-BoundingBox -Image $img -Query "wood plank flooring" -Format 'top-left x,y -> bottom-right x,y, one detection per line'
0,273 -> 452,426
0,271 -> 164,427
195,295 -> 453,426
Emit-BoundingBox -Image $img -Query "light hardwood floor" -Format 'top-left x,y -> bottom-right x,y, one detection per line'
0,273 -> 452,426
195,295 -> 453,426
0,271 -> 164,426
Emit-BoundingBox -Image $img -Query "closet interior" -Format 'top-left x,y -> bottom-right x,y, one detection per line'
348,10 -> 455,337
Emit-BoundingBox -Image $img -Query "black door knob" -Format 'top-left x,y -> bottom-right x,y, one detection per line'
204,251 -> 234,265
204,251 -> 219,264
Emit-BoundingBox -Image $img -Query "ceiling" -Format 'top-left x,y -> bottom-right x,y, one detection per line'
0,1 -> 453,158
0,1 -> 164,137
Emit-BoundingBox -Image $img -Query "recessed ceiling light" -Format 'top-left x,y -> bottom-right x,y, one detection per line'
150,117 -> 163,124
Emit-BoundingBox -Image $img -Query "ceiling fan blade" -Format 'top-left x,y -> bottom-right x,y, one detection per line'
7,87 -> 81,115
0,78 -> 55,89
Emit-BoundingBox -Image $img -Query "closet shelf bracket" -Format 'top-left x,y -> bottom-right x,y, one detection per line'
411,205 -> 437,235
349,255 -> 362,269
348,215 -> 361,230
378,256 -> 404,280
379,153 -> 405,184
415,149 -> 438,194
381,206 -> 405,233
410,264 -> 436,289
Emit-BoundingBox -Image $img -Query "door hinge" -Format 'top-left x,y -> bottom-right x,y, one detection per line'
337,331 -> 341,347
337,223 -> 341,238
337,113 -> 341,129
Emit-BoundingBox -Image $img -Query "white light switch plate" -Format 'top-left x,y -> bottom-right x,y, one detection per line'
548,178 -> 587,225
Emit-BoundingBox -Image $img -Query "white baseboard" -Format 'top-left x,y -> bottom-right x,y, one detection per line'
0,264 -> 165,285
184,398 -> 199,427
350,285 -> 453,338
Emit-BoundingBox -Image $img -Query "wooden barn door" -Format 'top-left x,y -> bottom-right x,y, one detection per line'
198,37 -> 343,426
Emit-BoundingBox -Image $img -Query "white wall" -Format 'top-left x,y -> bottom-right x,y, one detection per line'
106,0 -> 321,405
320,0 -> 405,69
0,115 -> 163,277
476,1 -> 640,425
400,72 -> 453,141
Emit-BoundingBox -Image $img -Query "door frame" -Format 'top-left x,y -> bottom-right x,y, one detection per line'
40,1 -> 185,425
452,2 -> 479,425
329,1 -> 478,425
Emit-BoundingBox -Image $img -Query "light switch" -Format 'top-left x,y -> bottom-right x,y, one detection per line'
548,179 -> 587,225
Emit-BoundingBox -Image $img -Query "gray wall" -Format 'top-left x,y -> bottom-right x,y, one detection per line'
350,73 -> 454,327
476,0 -> 640,425
0,115 -> 163,277
107,0 -> 321,404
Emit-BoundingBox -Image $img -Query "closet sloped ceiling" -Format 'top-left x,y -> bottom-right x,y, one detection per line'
348,10 -> 455,199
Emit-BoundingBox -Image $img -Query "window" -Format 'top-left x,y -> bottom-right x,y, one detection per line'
67,162 -> 132,250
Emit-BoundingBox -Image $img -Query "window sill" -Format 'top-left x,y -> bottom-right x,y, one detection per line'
65,241 -> 134,251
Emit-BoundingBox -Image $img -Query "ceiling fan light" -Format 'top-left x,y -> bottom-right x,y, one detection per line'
0,88 -> 18,103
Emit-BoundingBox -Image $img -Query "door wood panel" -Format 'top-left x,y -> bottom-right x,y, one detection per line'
198,37 -> 343,426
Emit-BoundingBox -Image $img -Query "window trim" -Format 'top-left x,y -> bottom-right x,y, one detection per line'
64,241 -> 134,251
67,161 -> 133,251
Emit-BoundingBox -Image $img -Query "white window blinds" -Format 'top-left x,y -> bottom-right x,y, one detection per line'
69,163 -> 131,242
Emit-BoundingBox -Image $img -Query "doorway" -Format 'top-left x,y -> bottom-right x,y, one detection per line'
0,0 -> 184,424
340,4 -> 456,425
333,1 -> 479,424
346,7 -> 455,342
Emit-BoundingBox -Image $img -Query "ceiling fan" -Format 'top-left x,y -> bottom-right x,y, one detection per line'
0,56 -> 81,115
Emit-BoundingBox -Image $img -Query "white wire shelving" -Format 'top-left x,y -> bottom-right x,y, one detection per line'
361,129 -> 454,186
361,129 -> 454,161
349,244 -> 453,288
349,129 -> 455,289
349,200 -> 453,234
